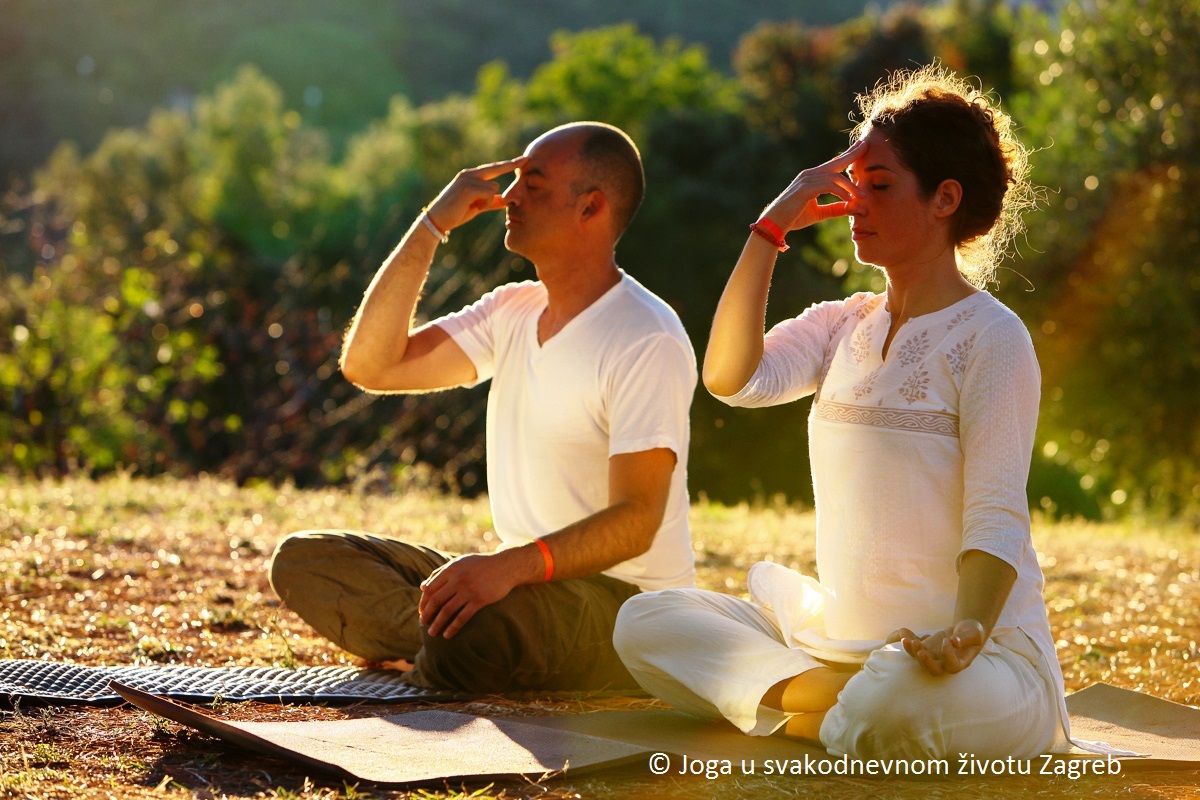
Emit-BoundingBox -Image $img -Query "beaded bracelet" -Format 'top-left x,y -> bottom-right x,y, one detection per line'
750,216 -> 789,252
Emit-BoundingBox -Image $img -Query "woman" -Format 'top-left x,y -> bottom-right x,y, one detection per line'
613,66 -> 1069,759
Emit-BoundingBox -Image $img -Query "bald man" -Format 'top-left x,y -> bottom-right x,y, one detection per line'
269,122 -> 697,692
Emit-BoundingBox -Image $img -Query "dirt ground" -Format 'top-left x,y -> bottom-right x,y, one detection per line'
2,475 -> 1198,799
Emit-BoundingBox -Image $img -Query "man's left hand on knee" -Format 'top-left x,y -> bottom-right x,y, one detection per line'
418,550 -> 536,638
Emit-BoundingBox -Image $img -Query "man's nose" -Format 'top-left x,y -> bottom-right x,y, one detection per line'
500,180 -> 520,204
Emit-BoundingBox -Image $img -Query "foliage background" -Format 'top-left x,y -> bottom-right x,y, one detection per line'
1,0 -> 1197,522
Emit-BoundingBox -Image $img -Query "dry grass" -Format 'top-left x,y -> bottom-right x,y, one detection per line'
1,474 -> 1198,799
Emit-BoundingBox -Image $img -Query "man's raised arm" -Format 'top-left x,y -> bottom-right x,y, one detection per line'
339,156 -> 526,393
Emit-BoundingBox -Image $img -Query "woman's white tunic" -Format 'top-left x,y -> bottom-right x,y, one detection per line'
720,291 -> 1069,745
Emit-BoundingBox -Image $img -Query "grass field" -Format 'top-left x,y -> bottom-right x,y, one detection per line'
1,474 -> 1198,799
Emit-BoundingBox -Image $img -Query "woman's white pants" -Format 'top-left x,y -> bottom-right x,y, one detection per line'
613,587 -> 1061,759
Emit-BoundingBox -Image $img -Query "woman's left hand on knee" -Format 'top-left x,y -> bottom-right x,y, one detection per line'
894,619 -> 987,677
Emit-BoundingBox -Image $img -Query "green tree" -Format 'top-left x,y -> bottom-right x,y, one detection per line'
733,20 -> 843,150
928,0 -> 1017,99
476,24 -> 740,139
1011,0 -> 1200,519
16,63 -> 526,490
26,67 -> 347,482
2,268 -> 148,474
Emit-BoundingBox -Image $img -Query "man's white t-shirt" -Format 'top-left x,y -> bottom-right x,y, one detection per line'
435,271 -> 697,591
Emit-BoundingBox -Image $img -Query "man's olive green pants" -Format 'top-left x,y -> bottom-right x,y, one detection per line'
269,530 -> 640,692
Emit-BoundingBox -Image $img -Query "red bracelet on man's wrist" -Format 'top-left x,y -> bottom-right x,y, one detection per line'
750,216 -> 789,251
534,538 -> 555,582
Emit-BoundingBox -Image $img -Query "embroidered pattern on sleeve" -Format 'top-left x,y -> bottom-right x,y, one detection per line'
830,313 -> 850,338
816,348 -> 835,398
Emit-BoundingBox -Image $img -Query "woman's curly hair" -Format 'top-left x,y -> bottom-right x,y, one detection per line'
851,64 -> 1036,287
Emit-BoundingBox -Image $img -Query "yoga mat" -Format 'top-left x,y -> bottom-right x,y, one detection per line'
525,708 -> 828,763
1064,683 -> 1200,769
0,659 -> 464,707
526,685 -> 1200,772
116,680 -> 1200,787
110,681 -> 650,787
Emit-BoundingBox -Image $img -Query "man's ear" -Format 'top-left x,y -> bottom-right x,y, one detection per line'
579,189 -> 607,224
933,179 -> 963,219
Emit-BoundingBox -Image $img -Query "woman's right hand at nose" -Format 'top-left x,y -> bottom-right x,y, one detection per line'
761,139 -> 867,232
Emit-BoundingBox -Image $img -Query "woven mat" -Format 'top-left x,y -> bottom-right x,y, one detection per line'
0,659 -> 464,707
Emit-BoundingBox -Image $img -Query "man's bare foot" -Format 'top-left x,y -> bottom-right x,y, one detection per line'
359,658 -> 415,672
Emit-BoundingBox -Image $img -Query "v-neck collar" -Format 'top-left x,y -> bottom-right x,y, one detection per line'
882,289 -> 985,328
876,291 -> 987,361
530,271 -> 626,353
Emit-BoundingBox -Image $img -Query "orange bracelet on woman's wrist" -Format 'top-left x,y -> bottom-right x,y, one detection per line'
750,216 -> 789,251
